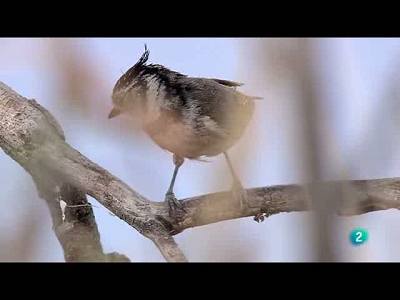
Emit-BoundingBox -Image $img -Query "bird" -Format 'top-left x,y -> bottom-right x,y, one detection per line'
108,45 -> 262,220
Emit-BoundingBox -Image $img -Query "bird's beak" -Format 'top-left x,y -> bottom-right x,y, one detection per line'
108,107 -> 122,119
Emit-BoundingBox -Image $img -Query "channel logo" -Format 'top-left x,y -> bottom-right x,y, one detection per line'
349,228 -> 368,246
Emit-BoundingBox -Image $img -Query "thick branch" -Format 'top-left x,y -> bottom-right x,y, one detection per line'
33,175 -> 129,262
174,179 -> 400,233
1,81 -> 400,262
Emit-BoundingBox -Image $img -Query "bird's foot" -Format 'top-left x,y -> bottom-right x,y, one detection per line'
253,211 -> 271,223
165,192 -> 186,220
231,182 -> 267,223
253,213 -> 266,223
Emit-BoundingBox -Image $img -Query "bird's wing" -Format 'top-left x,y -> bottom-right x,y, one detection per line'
210,78 -> 244,87
182,78 -> 255,140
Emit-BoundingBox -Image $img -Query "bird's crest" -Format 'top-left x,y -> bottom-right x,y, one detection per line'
113,44 -> 150,93
135,44 -> 150,68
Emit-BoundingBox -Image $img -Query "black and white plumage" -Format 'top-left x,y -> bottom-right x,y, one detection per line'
109,45 -> 262,219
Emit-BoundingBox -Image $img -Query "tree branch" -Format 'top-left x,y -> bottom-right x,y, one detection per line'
1,81 -> 400,262
33,174 -> 129,262
173,179 -> 400,233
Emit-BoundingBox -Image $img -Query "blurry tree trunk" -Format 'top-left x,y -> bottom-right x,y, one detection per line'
296,39 -> 341,261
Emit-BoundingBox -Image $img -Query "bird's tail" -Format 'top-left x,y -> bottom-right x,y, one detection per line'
238,90 -> 263,100
248,95 -> 263,100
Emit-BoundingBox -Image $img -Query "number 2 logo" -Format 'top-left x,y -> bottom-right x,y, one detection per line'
350,228 -> 368,246
355,231 -> 362,243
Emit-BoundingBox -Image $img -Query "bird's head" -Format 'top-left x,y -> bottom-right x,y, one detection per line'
109,45 -> 150,119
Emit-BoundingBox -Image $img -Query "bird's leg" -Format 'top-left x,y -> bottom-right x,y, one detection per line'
165,154 -> 186,219
223,151 -> 247,209
223,152 -> 264,222
223,151 -> 243,190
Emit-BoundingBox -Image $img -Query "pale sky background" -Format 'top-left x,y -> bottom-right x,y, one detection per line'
0,38 -> 399,261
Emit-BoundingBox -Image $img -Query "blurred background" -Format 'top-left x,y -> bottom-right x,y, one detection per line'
0,38 -> 399,262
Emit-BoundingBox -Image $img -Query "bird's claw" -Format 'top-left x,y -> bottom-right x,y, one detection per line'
230,181 -> 267,223
165,192 -> 186,219
253,213 -> 265,223
253,211 -> 271,223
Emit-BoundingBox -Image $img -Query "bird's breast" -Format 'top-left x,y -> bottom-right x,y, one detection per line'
142,109 -> 196,157
141,98 -> 254,159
